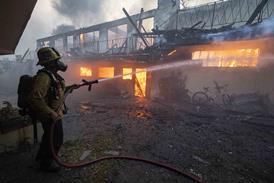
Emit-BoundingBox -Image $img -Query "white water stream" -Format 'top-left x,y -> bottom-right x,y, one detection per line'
98,60 -> 202,82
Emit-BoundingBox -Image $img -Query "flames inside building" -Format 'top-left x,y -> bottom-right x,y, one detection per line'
192,48 -> 260,67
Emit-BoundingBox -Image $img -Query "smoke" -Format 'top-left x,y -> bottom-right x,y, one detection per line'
52,24 -> 75,35
12,0 -> 71,55
52,0 -> 107,26
182,0 -> 220,7
206,16 -> 274,42
52,0 -> 157,27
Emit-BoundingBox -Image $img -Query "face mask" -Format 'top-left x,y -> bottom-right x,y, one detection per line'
56,60 -> 68,72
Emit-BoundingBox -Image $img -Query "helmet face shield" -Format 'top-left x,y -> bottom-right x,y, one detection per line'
55,60 -> 68,72
37,47 -> 68,72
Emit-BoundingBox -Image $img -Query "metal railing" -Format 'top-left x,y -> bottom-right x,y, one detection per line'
56,36 -> 156,57
177,0 -> 274,29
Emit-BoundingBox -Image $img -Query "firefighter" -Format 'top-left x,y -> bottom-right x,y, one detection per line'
28,47 -> 69,172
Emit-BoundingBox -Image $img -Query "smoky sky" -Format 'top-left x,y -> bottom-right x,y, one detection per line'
206,16 -> 274,42
52,0 -> 107,25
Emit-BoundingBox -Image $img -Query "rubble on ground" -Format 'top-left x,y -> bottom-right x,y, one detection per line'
0,101 -> 30,133
0,95 -> 273,183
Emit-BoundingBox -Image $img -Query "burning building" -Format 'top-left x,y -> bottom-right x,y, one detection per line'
36,0 -> 274,101
1,1 -> 274,183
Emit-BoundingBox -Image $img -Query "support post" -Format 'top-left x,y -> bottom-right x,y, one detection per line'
211,2 -> 216,29
99,28 -> 108,53
123,8 -> 149,48
63,37 -> 68,52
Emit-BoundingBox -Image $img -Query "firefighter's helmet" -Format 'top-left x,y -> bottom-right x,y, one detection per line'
37,47 -> 61,66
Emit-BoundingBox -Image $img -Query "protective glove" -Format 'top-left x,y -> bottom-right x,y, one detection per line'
66,84 -> 80,93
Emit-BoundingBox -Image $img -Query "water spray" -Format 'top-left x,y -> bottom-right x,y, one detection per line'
98,60 -> 202,82
49,60 -> 205,183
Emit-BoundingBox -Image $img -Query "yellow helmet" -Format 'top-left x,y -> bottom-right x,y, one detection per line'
37,47 -> 61,66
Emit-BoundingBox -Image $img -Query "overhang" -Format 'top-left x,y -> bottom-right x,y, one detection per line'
0,0 -> 37,55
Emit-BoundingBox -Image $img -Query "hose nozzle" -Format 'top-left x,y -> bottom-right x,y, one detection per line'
81,79 -> 99,91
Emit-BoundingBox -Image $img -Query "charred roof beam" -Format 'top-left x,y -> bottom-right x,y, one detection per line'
122,8 -> 149,48
246,0 -> 269,25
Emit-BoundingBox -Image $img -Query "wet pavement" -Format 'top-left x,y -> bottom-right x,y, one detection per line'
0,95 -> 274,183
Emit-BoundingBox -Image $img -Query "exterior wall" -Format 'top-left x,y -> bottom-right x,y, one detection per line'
151,65 -> 274,102
127,22 -> 137,52
62,58 -> 274,103
99,28 -> 108,52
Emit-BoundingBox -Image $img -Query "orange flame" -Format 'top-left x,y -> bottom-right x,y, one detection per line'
80,67 -> 92,77
192,48 -> 260,67
98,67 -> 114,78
123,68 -> 133,80
80,33 -> 85,44
135,68 -> 147,97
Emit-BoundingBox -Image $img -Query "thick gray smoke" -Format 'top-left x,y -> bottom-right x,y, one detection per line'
52,0 -> 157,27
52,24 -> 75,35
52,0 -> 107,26
206,16 -> 274,42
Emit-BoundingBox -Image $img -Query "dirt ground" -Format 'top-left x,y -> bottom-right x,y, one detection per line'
0,93 -> 274,183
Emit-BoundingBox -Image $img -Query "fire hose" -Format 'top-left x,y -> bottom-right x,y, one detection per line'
49,79 -> 204,183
